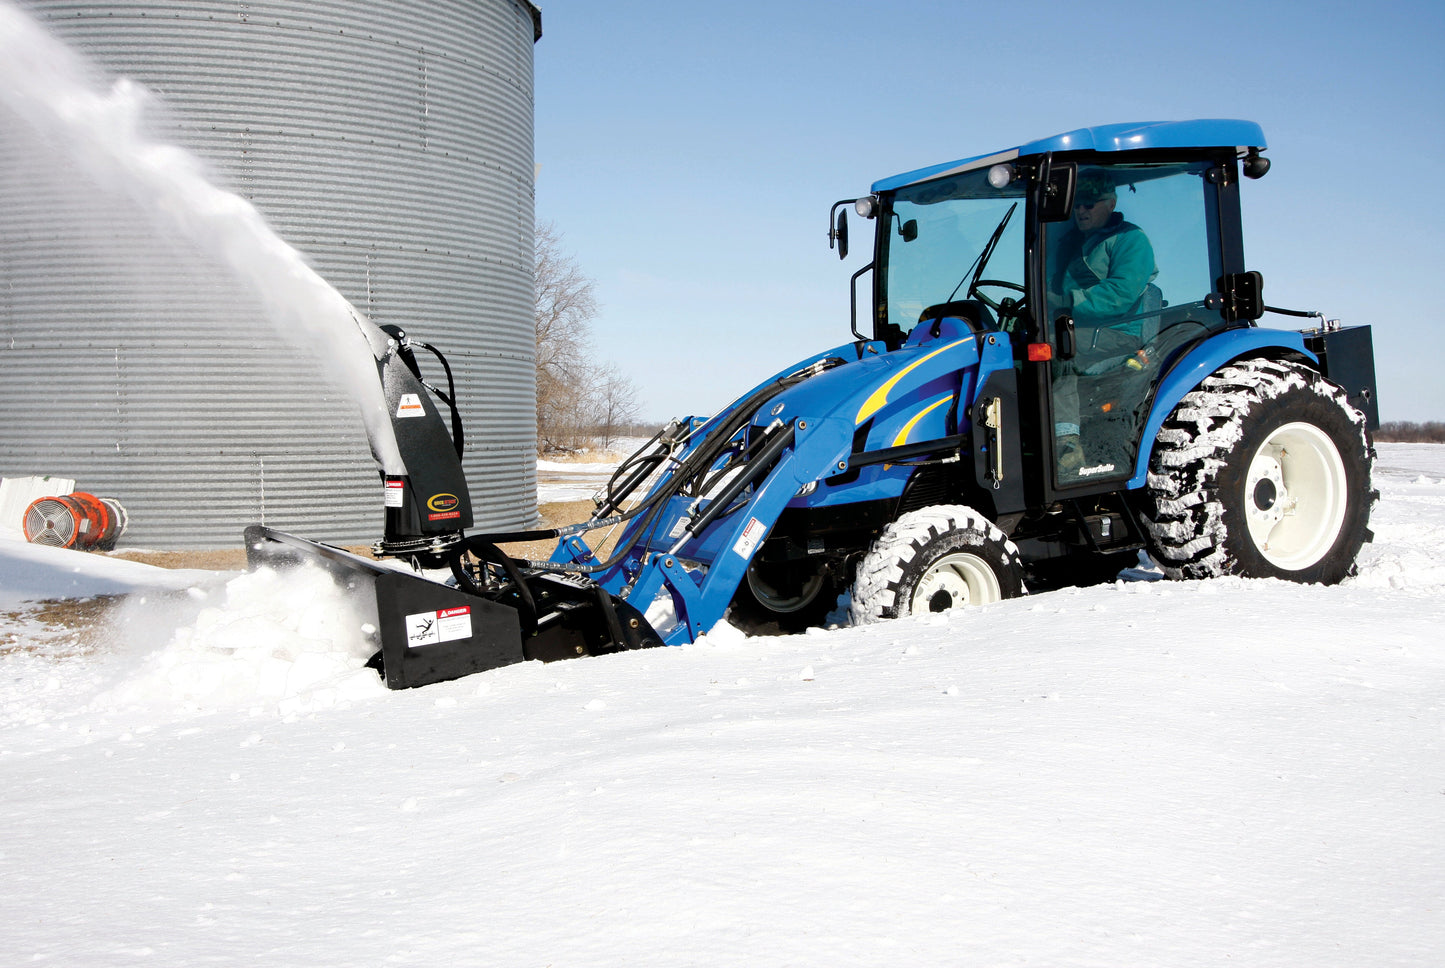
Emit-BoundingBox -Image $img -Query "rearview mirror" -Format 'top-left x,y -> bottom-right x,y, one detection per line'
828,199 -> 854,260
1220,270 -> 1265,321
1038,161 -> 1077,223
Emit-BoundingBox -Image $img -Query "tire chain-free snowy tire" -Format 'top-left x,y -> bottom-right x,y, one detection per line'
1141,358 -> 1375,584
849,505 -> 1025,624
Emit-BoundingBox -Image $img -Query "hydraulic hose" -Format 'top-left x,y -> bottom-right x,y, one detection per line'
465,356 -> 842,579
671,421 -> 795,551
454,538 -> 539,636
405,339 -> 465,459
490,370 -> 814,575
1263,305 -> 1324,320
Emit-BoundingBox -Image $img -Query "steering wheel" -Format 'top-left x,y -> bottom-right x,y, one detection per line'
969,279 -> 1027,316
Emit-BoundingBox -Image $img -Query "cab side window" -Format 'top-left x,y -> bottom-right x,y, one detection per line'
1045,162 -> 1227,483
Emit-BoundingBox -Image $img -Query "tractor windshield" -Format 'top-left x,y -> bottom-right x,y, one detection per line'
880,167 -> 1027,338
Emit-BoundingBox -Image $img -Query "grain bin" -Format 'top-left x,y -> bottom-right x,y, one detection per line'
0,0 -> 542,548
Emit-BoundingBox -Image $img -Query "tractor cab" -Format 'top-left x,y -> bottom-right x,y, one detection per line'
845,120 -> 1269,503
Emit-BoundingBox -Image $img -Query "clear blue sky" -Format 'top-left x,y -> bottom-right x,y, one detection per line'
533,0 -> 1444,423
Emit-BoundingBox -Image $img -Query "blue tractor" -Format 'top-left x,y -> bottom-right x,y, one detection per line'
249,120 -> 1379,687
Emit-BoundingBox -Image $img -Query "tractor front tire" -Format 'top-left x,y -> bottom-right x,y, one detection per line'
1142,358 -> 1375,584
728,556 -> 838,634
849,505 -> 1025,624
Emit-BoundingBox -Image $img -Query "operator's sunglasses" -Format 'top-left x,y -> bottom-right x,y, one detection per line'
1074,197 -> 1108,210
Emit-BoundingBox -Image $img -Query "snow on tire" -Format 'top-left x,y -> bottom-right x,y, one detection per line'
1141,358 -> 1375,584
849,505 -> 1025,625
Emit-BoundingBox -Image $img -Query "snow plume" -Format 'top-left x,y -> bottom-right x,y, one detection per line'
95,564 -> 385,715
0,1 -> 404,474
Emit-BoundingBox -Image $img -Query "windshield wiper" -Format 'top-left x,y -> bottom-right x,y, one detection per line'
948,202 -> 1017,303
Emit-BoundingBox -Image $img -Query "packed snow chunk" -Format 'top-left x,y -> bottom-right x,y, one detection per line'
1353,548 -> 1445,593
694,618 -> 750,647
98,563 -> 384,712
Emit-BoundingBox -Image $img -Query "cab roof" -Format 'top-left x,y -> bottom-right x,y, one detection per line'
871,119 -> 1267,193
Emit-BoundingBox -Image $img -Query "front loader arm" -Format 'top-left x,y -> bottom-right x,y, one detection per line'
602,414 -> 855,644
557,321 -> 1013,644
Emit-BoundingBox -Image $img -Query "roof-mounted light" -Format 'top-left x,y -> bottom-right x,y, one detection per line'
987,163 -> 1015,189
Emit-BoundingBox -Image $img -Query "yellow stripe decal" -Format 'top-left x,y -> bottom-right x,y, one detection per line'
855,337 -> 972,425
892,394 -> 956,448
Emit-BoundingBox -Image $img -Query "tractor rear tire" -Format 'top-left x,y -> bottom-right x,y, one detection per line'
849,505 -> 1025,624
1141,358 -> 1375,584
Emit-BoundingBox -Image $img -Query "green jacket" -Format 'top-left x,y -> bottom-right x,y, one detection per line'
1051,214 -> 1158,327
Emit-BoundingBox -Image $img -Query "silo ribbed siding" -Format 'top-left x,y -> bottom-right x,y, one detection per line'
0,0 -> 540,547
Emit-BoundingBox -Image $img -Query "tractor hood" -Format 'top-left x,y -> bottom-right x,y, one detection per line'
593,315 -> 1016,632
742,317 -> 1008,466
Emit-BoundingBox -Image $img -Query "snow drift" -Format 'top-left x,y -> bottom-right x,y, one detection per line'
0,443 -> 1441,966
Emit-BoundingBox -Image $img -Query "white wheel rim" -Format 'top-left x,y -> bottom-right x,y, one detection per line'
1243,421 -> 1348,571
909,551 -> 1002,614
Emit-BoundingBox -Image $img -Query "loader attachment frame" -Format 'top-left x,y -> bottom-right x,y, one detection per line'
246,526 -> 526,688
246,526 -> 665,689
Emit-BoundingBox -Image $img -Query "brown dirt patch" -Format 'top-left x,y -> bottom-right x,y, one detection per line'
0,594 -> 126,656
110,548 -> 252,571
105,501 -> 611,570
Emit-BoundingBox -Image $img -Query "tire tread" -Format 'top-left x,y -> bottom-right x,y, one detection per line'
850,505 -> 1023,624
1141,358 -> 1373,582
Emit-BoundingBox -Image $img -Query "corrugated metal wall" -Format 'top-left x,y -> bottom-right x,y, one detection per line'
0,0 -> 540,548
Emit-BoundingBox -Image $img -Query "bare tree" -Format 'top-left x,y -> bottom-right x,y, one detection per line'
592,362 -> 642,450
534,221 -> 595,452
1376,421 -> 1445,443
534,222 -> 642,453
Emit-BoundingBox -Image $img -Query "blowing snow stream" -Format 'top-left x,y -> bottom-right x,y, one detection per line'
0,0 -> 405,474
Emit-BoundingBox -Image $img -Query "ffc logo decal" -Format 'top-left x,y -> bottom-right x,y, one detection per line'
427,494 -> 460,512
426,493 -> 462,521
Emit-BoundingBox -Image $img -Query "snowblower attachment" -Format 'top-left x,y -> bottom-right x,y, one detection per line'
245,525 -> 525,688
243,316 -> 664,690
244,525 -> 662,689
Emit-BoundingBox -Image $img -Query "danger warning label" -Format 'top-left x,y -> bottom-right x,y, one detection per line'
405,606 -> 472,647
732,516 -> 767,559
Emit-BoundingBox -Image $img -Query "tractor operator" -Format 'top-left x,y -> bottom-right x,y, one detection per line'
1047,169 -> 1159,476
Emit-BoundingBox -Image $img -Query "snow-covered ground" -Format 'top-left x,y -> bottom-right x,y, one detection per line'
1,444 -> 1442,966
